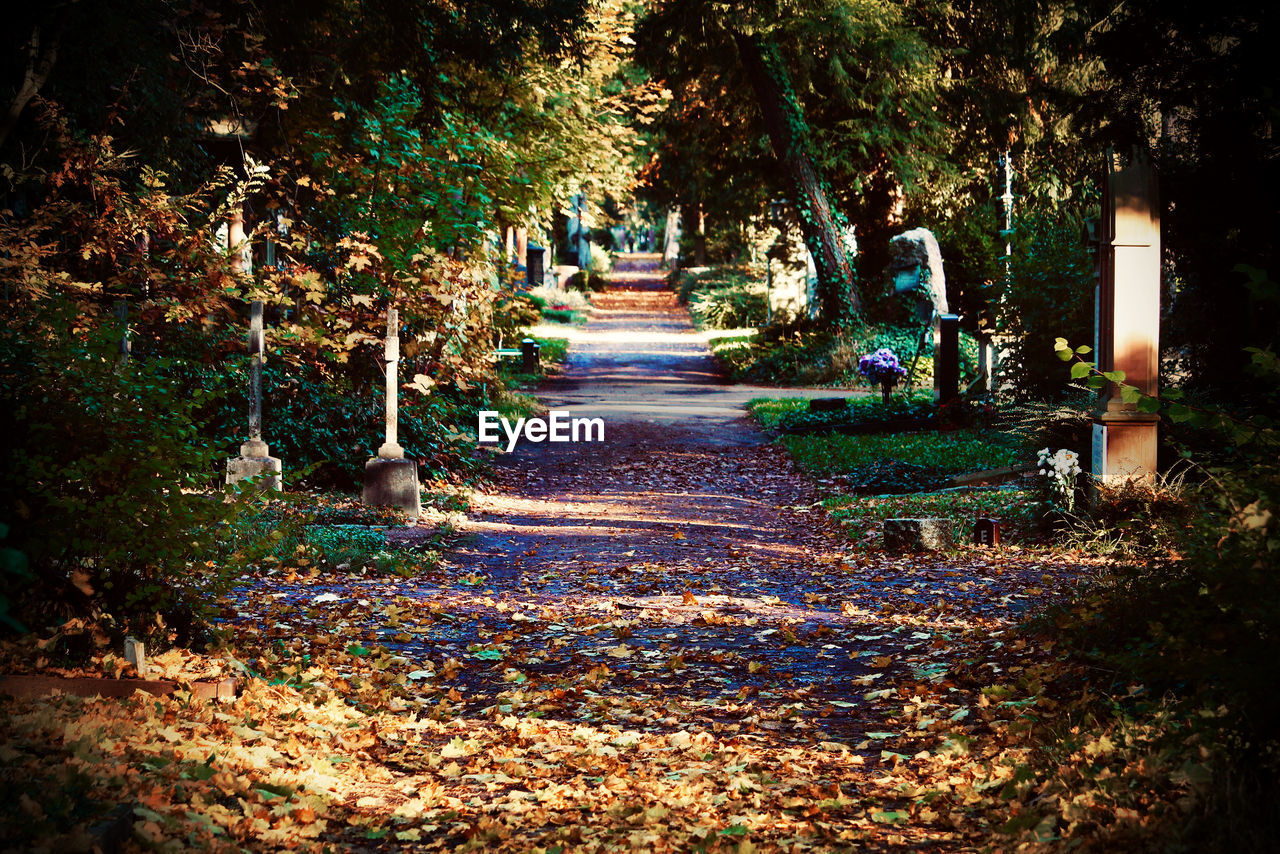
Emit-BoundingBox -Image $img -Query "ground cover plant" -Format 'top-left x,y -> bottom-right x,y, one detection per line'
780,429 -> 1019,479
747,393 -> 934,433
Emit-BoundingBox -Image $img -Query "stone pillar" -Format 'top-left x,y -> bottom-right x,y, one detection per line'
1093,151 -> 1160,485
938,314 -> 961,403
226,300 -> 283,490
515,227 -> 529,271
363,307 -> 421,516
227,208 -> 251,275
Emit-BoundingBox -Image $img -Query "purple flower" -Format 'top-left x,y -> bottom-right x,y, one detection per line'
857,348 -> 907,385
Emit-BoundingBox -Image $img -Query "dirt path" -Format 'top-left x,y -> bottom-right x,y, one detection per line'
225,255 -> 1084,851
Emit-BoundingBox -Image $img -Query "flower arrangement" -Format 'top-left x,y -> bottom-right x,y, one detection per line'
858,348 -> 908,403
1037,447 -> 1082,512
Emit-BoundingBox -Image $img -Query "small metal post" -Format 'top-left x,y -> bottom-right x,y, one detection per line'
521,337 -> 540,373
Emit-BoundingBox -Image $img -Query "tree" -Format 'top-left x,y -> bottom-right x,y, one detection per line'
636,0 -> 945,327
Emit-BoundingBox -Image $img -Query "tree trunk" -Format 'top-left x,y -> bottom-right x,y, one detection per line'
1,25 -> 61,151
733,32 -> 859,327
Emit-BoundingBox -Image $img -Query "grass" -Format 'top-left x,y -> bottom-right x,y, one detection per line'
541,308 -> 587,325
781,429 -> 1020,477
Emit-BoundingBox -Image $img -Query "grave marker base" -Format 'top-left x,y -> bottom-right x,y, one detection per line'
363,457 -> 421,517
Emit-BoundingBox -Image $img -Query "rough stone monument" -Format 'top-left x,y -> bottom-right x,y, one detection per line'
889,227 -> 948,317
226,300 -> 283,490
363,307 -> 422,517
889,227 -> 950,399
1092,151 -> 1160,485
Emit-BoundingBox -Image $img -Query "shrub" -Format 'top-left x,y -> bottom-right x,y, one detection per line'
688,285 -> 767,329
528,286 -> 592,312
996,208 -> 1094,398
0,303 -> 248,644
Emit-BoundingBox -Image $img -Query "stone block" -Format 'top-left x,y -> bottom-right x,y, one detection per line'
808,397 -> 847,413
363,457 -> 421,517
226,453 -> 282,491
883,518 -> 954,551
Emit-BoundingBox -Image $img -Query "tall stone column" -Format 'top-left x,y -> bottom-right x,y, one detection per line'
226,300 -> 283,490
363,307 -> 421,517
1093,151 -> 1161,485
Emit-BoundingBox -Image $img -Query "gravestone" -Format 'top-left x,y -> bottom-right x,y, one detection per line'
809,397 -> 847,413
938,314 -> 961,403
1093,151 -> 1160,485
363,308 -> 422,517
551,265 -> 579,289
973,518 -> 1001,547
890,228 -> 952,400
226,300 -> 283,490
889,228 -> 948,317
526,244 -> 547,288
884,518 -> 954,551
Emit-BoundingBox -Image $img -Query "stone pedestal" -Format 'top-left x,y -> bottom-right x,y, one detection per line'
1092,419 -> 1159,485
884,518 -> 954,551
362,457 -> 421,517
227,440 -> 283,491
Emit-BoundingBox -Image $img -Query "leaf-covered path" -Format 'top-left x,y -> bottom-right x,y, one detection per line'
215,255 -> 1092,851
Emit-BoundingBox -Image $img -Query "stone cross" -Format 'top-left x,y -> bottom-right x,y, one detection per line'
363,305 -> 421,516
226,299 -> 282,489
1092,150 -> 1160,485
378,307 -> 405,460
244,300 -> 268,457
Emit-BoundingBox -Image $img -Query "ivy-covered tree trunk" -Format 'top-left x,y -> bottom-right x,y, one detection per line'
732,32 -> 860,327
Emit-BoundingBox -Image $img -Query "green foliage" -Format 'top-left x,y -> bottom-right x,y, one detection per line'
0,524 -> 33,632
492,295 -> 544,346
677,265 -> 769,330
708,322 -> 979,388
996,208 -> 1095,399
175,347 -> 483,491
567,270 -> 610,292
746,394 -> 935,433
0,304 -> 247,643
